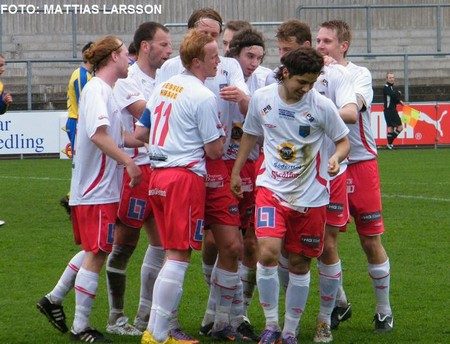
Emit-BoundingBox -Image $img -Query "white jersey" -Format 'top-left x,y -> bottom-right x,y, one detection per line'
113,63 -> 155,166
344,62 -> 378,163
314,64 -> 357,177
243,83 -> 349,207
142,73 -> 225,177
224,66 -> 272,161
69,77 -> 124,205
156,55 -> 249,158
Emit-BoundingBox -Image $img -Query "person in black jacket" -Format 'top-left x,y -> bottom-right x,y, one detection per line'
383,72 -> 403,149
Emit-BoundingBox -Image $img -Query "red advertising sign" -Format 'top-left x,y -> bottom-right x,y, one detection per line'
371,102 -> 450,146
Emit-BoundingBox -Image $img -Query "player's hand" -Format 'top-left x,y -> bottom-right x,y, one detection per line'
230,173 -> 243,199
323,55 -> 337,66
3,92 -> 12,105
219,85 -> 246,103
126,161 -> 142,188
327,156 -> 340,176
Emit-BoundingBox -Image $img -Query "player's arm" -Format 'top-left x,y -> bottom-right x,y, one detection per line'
91,125 -> 142,187
134,108 -> 151,143
328,135 -> 350,176
123,131 -> 144,148
126,99 -> 147,120
231,132 -> 258,198
338,103 -> 357,124
204,136 -> 225,160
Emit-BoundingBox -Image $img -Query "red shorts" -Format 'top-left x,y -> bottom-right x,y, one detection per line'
117,164 -> 153,229
347,159 -> 385,236
149,168 -> 205,251
71,203 -> 118,254
255,187 -> 326,258
326,171 -> 350,229
205,158 -> 240,227
225,159 -> 256,230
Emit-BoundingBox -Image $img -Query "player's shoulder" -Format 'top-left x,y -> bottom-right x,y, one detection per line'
253,82 -> 278,99
346,62 -> 371,78
169,74 -> 215,102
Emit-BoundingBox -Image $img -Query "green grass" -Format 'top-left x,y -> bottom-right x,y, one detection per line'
0,149 -> 449,343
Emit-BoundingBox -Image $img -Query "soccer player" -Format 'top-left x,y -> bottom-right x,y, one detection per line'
0,53 -> 13,227
60,41 -> 93,214
231,47 -> 350,344
38,36 -> 142,343
271,20 -> 358,342
224,27 -> 272,337
316,20 -> 394,333
222,20 -> 252,55
156,8 -> 254,340
383,72 -> 404,149
106,22 -> 173,337
135,29 -> 225,344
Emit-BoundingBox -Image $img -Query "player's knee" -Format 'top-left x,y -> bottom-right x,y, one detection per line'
359,235 -> 383,259
243,232 -> 258,259
107,244 -> 136,270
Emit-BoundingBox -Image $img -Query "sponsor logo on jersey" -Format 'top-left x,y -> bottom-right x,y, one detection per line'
126,92 -> 140,99
299,125 -> 310,138
305,113 -> 315,122
271,170 -> 301,179
273,161 -> 298,171
264,123 -> 277,128
360,211 -> 382,222
279,108 -> 295,120
300,235 -> 321,247
260,104 -> 272,116
148,153 -> 167,161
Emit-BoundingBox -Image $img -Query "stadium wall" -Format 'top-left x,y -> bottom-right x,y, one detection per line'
0,0 -> 449,109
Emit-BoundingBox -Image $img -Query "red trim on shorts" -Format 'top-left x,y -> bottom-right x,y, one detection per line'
315,153 -> 327,186
359,112 -> 377,157
82,153 -> 106,196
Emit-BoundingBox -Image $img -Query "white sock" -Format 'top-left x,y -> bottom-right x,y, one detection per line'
150,259 -> 188,342
202,261 -> 214,286
48,250 -> 85,304
136,245 -> 164,322
318,261 -> 341,324
230,278 -> 244,329
73,267 -> 99,333
335,273 -> 348,307
278,254 -> 289,292
256,263 -> 279,328
239,263 -> 256,316
283,271 -> 310,338
211,267 -> 239,331
368,259 -> 392,315
201,283 -> 216,327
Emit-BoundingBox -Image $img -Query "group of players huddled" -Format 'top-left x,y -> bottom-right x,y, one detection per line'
36,8 -> 393,344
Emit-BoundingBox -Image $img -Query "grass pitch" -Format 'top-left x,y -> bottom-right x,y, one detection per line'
0,148 -> 449,343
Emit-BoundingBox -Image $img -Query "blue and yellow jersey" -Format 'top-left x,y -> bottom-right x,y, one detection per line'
0,80 -> 8,114
67,65 -> 92,119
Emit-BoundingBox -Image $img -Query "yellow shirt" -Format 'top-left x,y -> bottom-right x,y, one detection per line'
67,65 -> 92,119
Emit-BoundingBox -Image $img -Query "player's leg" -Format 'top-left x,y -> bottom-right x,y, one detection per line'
282,206 -> 326,343
37,250 -> 86,333
134,217 -> 165,332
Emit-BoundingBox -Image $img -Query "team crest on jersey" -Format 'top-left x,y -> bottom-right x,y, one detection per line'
277,142 -> 296,162
321,78 -> 328,87
260,104 -> 272,116
219,83 -> 228,90
299,125 -> 310,138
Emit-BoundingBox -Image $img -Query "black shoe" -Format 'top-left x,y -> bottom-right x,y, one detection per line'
373,313 -> 394,333
199,322 -> 213,336
330,303 -> 352,330
237,320 -> 259,342
70,328 -> 112,342
36,296 -> 68,333
211,325 -> 248,342
60,195 -> 71,216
